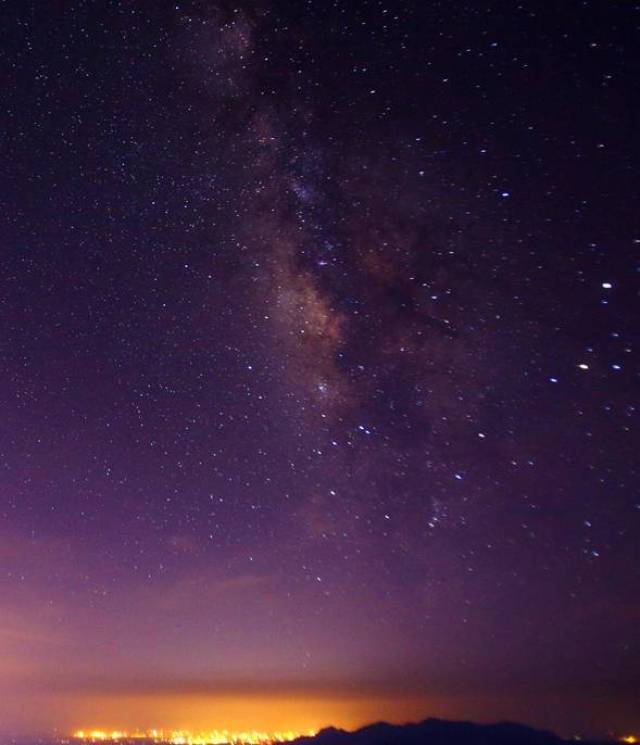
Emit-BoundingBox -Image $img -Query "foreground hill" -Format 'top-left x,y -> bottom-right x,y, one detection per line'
293,719 -> 604,745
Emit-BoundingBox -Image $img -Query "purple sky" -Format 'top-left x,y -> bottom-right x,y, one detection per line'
1,0 -> 638,739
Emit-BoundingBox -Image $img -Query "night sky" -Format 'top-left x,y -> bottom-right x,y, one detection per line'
1,0 -> 638,739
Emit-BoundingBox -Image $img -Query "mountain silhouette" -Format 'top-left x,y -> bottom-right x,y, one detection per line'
292,719 -> 604,745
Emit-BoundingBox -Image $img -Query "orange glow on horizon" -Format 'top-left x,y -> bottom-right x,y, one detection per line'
71,728 -> 315,744
0,687 -> 441,737
31,690 -> 435,735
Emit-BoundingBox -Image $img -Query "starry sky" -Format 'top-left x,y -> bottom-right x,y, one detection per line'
0,0 -> 638,739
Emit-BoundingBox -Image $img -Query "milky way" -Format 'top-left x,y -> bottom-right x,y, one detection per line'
0,0 -> 638,739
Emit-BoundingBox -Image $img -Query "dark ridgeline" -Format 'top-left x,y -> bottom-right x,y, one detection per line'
292,720 -> 610,745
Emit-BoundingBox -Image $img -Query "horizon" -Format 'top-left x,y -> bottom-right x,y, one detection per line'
0,699 -> 640,745
2,716 -> 639,744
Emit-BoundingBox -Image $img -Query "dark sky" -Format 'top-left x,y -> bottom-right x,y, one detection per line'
0,0 -> 638,739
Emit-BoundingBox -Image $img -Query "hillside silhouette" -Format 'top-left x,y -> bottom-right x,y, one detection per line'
292,719 -> 605,745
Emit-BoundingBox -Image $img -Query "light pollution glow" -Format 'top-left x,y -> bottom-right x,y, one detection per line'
66,728 -> 640,745
63,726 -> 640,745
5,687 -> 636,740
71,729 -> 314,744
1,680 -> 454,736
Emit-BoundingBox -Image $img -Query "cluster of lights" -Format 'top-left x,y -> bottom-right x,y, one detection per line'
71,729 -> 314,744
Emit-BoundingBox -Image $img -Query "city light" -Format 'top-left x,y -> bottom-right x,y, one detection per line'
71,728 -> 315,744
